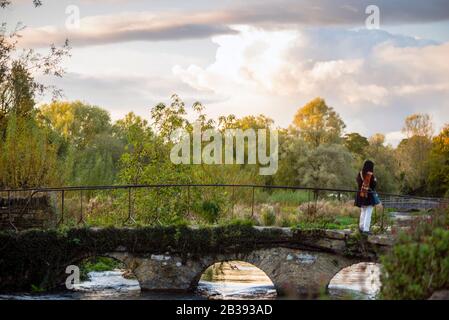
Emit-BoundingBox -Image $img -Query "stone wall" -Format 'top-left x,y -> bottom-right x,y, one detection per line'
0,195 -> 55,230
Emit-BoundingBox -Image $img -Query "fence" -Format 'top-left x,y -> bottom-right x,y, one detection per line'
0,184 -> 447,231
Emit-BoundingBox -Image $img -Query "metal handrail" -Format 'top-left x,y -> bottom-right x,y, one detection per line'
1,183 -> 448,201
1,183 -> 447,230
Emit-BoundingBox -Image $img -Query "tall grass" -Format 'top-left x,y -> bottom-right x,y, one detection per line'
255,190 -> 310,205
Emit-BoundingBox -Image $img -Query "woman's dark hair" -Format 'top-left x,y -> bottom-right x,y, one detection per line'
362,160 -> 374,174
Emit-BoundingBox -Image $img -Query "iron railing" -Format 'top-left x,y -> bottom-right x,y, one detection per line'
0,184 -> 448,230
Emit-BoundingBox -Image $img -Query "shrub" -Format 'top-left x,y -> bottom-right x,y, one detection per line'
381,228 -> 449,299
298,200 -> 335,224
261,206 -> 276,226
200,200 -> 221,224
380,208 -> 449,299
276,211 -> 299,227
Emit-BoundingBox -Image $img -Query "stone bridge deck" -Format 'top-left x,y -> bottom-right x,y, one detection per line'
0,225 -> 394,297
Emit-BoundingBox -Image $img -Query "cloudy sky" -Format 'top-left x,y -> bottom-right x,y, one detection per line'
3,0 -> 449,145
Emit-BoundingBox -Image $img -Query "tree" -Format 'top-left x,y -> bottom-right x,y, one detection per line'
40,101 -> 112,149
68,132 -> 123,186
0,5 -> 69,132
427,125 -> 449,197
0,1 -> 69,187
39,101 -> 123,186
293,97 -> 345,147
0,114 -> 60,188
218,114 -> 275,185
151,94 -> 189,139
275,129 -> 308,186
2,62 -> 35,119
396,114 -> 434,194
369,133 -> 386,146
276,127 -> 356,190
296,144 -> 356,190
344,132 -> 369,157
1,1 -> 42,8
402,113 -> 433,139
116,111 -> 193,225
219,114 -> 274,131
364,133 -> 400,193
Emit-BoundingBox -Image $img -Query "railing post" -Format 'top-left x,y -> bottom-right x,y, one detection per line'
128,187 -> 132,221
251,186 -> 255,218
232,186 -> 235,218
59,190 -> 64,226
307,189 -> 311,216
129,187 -> 131,217
78,189 -> 84,225
7,190 -> 11,218
125,187 -> 136,224
187,186 -> 191,217
7,190 -> 16,231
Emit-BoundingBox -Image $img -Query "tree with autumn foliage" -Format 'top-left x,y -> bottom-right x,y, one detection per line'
427,125 -> 449,197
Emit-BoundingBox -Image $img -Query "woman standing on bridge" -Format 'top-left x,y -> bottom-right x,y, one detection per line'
355,160 -> 378,234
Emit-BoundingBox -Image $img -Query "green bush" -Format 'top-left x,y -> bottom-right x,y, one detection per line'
200,200 -> 221,223
381,227 -> 449,299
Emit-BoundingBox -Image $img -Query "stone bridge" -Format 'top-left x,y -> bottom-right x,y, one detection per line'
0,225 -> 393,297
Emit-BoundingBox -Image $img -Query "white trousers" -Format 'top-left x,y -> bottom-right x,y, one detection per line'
359,206 -> 374,232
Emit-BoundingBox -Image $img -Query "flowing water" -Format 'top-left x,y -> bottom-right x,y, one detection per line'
0,262 -> 381,300
327,263 -> 381,300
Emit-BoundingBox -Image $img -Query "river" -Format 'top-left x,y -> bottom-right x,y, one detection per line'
0,261 -> 381,300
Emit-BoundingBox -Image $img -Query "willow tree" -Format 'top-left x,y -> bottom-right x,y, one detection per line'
396,114 -> 434,194
0,1 -> 69,187
0,114 -> 60,188
39,101 -> 123,186
427,125 -> 449,197
293,97 -> 346,148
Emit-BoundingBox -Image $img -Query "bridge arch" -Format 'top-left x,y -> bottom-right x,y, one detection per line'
327,262 -> 381,298
62,253 -> 140,291
195,260 -> 278,298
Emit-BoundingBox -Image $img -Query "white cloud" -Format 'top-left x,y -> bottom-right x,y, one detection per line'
173,26 -> 449,133
173,26 -> 299,95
